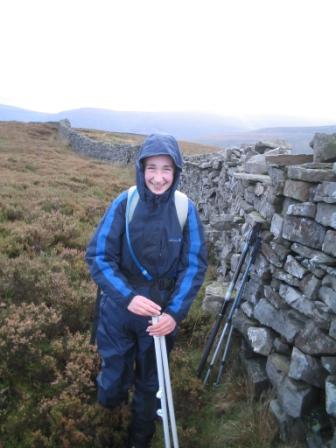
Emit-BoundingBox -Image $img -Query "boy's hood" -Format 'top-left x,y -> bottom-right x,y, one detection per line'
136,134 -> 183,201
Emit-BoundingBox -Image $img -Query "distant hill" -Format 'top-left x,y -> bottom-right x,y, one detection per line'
200,125 -> 336,154
0,104 -> 246,140
1,103 -> 335,154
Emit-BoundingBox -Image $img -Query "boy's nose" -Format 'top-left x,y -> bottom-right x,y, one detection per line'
154,173 -> 164,181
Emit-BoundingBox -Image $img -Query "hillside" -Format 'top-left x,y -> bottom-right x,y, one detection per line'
1,103 -> 335,153
0,122 -> 288,448
201,124 -> 336,154
76,127 -> 221,155
0,104 -> 247,141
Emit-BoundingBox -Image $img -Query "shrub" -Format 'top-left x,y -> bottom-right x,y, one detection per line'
0,302 -> 62,374
15,211 -> 80,252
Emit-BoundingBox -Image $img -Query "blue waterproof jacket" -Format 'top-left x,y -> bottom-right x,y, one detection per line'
85,134 -> 207,324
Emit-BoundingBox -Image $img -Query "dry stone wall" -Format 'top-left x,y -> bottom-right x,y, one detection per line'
181,139 -> 336,447
58,119 -> 140,165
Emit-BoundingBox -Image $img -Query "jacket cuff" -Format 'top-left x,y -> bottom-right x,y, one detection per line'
113,291 -> 135,309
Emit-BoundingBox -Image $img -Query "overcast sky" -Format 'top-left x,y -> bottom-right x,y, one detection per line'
1,0 -> 335,122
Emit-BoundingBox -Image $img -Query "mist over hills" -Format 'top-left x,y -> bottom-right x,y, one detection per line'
1,103 -> 335,154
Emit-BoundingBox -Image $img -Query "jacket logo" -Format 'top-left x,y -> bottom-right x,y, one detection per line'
169,238 -> 182,243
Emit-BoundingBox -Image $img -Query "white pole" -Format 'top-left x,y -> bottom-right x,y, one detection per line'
152,316 -> 179,448
153,322 -> 171,448
160,334 -> 179,448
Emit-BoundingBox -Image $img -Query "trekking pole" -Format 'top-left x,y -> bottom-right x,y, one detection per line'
153,316 -> 179,448
196,223 -> 261,378
203,237 -> 261,385
214,237 -> 261,386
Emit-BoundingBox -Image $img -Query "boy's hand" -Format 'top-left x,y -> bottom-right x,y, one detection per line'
128,295 -> 161,316
147,313 -> 176,336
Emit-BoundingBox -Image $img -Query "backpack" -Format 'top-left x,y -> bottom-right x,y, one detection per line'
125,186 -> 188,281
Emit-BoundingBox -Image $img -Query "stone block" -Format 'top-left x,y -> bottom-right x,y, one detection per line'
322,275 -> 336,292
310,133 -> 336,163
284,179 -> 311,201
233,172 -> 272,184
278,377 -> 319,418
244,188 -> 256,205
244,154 -> 267,174
202,281 -> 228,315
282,216 -> 326,250
278,284 -> 329,327
240,301 -> 254,319
211,214 -> 235,231
322,230 -> 336,258
284,255 -> 306,279
264,285 -> 287,310
270,213 -> 284,238
300,259 -> 325,278
273,337 -> 291,355
253,253 -> 272,282
246,210 -> 267,227
321,356 -> 336,374
287,163 -> 336,183
330,319 -> 336,339
267,166 -> 286,192
299,273 -> 321,299
287,202 -> 316,218
230,253 -> 241,273
247,326 -> 275,356
291,242 -> 336,266
269,399 -> 306,444
232,309 -> 257,337
242,277 -> 264,305
271,240 -> 291,260
242,356 -> 270,397
266,353 -> 290,389
261,242 -> 283,268
274,270 -> 301,288
254,299 -> 305,343
325,375 -> 336,417
318,286 -> 336,314
282,197 -> 300,215
295,322 -> 336,355
254,182 -> 265,196
288,347 -> 327,388
255,195 -> 281,222
314,181 -> 336,204
266,154 -> 313,166
316,203 -> 336,230
255,140 -> 287,153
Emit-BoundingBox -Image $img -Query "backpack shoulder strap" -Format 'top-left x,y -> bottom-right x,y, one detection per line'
127,186 -> 188,230
126,186 -> 152,280
127,185 -> 139,223
174,190 -> 189,231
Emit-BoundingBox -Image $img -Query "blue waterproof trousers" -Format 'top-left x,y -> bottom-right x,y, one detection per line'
96,293 -> 175,445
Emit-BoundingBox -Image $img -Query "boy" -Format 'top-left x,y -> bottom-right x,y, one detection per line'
86,133 -> 207,447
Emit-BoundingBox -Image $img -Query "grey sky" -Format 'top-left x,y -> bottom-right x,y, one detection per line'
1,0 -> 335,122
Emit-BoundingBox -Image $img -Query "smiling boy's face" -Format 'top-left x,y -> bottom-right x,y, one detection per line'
144,155 -> 174,195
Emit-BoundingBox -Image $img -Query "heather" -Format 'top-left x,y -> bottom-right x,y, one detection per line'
0,122 -> 287,447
